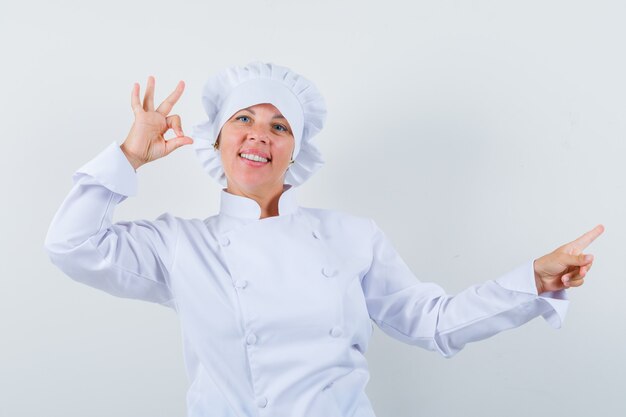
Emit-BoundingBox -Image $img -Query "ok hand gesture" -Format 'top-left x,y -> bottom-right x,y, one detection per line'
533,225 -> 605,293
121,76 -> 194,170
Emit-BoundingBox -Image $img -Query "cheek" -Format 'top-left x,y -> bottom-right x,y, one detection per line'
218,132 -> 241,158
219,144 -> 240,172
275,139 -> 295,162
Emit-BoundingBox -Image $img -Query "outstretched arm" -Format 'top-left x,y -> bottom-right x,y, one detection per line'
362,220 -> 604,357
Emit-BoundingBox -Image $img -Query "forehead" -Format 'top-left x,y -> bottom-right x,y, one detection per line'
236,103 -> 287,119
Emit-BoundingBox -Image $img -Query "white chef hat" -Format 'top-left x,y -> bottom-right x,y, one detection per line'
190,61 -> 327,187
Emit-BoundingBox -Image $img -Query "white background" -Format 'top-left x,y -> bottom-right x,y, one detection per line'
1,0 -> 624,416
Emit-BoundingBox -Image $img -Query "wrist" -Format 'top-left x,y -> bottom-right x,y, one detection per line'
120,144 -> 144,171
533,259 -> 544,294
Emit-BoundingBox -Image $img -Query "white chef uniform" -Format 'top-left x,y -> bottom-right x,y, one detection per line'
44,141 -> 568,417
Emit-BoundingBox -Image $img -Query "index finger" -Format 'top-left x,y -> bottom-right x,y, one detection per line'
566,224 -> 605,252
156,80 -> 185,116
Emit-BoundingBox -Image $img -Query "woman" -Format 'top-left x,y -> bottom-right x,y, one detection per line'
44,62 -> 603,416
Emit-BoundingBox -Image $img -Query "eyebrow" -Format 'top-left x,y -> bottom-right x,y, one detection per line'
239,107 -> 287,120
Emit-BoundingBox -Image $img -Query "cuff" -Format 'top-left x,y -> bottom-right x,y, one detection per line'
495,260 -> 539,296
72,141 -> 138,197
495,260 -> 569,329
538,291 -> 569,329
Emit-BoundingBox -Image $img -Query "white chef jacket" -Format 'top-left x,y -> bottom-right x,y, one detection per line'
44,141 -> 569,417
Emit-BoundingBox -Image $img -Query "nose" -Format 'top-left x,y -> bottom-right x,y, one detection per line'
246,125 -> 269,144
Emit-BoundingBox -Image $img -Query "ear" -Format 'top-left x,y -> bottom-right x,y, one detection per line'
214,133 -> 221,150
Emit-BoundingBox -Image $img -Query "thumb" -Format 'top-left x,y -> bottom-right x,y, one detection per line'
164,135 -> 194,155
560,252 -> 594,267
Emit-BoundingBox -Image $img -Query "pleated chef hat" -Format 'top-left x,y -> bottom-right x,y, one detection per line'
190,61 -> 327,187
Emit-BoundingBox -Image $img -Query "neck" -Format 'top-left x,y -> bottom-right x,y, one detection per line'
226,183 -> 285,219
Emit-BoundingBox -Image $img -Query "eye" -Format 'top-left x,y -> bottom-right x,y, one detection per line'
273,124 -> 288,133
235,115 -> 251,123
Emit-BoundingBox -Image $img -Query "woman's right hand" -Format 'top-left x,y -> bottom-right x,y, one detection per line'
120,76 -> 194,170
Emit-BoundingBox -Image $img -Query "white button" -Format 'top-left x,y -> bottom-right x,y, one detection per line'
219,236 -> 230,247
329,326 -> 343,337
234,280 -> 248,289
312,230 -> 320,239
322,267 -> 336,277
256,396 -> 268,408
246,333 -> 258,345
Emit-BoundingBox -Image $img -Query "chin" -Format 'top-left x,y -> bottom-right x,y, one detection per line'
228,174 -> 285,193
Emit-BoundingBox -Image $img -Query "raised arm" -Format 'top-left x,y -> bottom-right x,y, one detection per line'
44,77 -> 194,308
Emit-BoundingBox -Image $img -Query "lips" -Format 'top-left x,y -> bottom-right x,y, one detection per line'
238,148 -> 271,163
240,153 -> 269,163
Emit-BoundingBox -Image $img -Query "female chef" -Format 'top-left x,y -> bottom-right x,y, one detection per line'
44,62 -> 603,417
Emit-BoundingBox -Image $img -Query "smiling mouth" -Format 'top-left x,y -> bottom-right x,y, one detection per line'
239,153 -> 270,163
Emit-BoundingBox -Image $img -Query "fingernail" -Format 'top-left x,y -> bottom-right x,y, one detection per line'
584,254 -> 594,262
563,276 -> 570,283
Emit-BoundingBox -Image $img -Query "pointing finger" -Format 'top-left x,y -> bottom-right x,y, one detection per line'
156,80 -> 185,116
562,224 -> 605,253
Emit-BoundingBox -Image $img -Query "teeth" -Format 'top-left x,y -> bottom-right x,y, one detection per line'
240,153 -> 269,163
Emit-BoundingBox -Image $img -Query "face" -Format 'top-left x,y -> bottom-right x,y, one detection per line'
217,103 -> 295,197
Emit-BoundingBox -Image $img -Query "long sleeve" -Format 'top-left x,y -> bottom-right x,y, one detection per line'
44,141 -> 178,309
362,219 -> 569,357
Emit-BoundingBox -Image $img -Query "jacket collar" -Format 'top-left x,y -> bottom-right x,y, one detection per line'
219,184 -> 299,219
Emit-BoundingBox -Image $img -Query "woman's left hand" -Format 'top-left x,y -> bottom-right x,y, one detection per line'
533,224 -> 605,294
